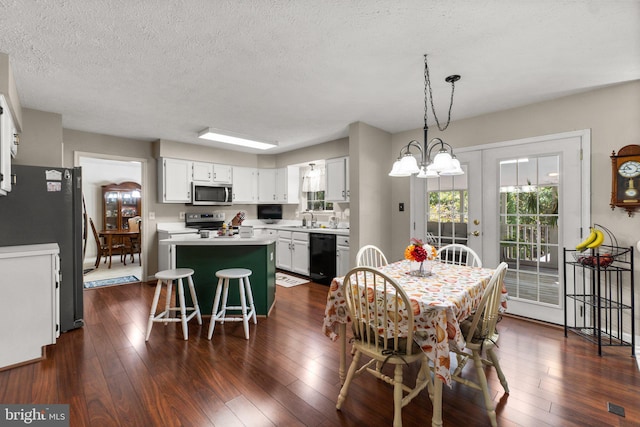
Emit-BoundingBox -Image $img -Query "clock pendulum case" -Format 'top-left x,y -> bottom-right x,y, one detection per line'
610,144 -> 640,216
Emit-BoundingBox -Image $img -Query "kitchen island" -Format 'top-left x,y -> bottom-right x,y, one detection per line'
159,234 -> 276,316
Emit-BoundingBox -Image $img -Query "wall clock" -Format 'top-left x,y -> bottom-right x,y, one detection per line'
610,144 -> 640,216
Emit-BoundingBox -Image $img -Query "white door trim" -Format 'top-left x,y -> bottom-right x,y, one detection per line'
74,151 -> 149,283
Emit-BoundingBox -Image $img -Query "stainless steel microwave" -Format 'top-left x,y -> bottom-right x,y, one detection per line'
191,182 -> 233,205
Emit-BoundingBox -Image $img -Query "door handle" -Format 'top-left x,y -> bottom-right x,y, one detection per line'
470,230 -> 480,237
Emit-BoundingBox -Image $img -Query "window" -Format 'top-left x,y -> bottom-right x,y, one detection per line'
305,191 -> 333,211
428,190 -> 467,223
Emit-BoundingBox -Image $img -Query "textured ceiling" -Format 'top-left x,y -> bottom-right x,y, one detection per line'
0,0 -> 639,154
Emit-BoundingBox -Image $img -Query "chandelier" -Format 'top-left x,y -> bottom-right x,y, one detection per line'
389,55 -> 463,178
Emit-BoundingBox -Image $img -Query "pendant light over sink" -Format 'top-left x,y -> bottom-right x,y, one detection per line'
302,163 -> 325,192
389,55 -> 464,178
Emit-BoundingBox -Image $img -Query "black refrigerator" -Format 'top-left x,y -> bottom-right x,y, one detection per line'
0,165 -> 84,332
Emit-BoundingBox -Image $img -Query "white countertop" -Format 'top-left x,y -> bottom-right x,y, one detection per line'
159,234 -> 276,246
157,221 -> 350,236
268,225 -> 349,236
0,243 -> 60,258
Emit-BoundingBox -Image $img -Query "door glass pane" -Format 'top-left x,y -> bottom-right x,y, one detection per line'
499,155 -> 560,305
426,165 -> 468,247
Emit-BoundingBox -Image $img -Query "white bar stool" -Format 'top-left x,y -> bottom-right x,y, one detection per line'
207,268 -> 257,340
145,268 -> 202,341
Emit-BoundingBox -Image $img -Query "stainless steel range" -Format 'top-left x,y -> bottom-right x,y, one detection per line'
185,212 -> 226,230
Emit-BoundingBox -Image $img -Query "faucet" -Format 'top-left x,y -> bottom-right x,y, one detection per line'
302,211 -> 315,228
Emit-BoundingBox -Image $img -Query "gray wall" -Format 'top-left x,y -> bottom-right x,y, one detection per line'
13,108 -> 62,167
349,122 -> 392,266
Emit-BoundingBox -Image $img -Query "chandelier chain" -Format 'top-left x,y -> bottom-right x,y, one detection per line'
423,54 -> 456,132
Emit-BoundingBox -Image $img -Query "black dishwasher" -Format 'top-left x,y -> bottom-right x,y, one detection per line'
309,233 -> 336,285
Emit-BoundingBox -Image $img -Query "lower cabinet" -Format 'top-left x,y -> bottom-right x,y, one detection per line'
0,243 -> 59,369
336,235 -> 350,277
276,231 -> 309,276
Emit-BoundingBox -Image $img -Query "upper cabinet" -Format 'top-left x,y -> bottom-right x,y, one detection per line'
158,158 -> 236,203
257,167 -> 300,204
157,157 -> 300,205
192,162 -> 232,184
257,168 -> 277,202
233,166 -> 258,203
212,164 -> 232,184
192,161 -> 213,182
276,166 -> 300,204
158,158 -> 191,203
0,94 -> 18,195
325,156 -> 349,202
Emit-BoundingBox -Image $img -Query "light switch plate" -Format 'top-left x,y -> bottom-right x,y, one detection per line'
149,212 -> 155,220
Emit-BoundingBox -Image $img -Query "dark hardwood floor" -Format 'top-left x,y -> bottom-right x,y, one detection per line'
1,280 -> 639,426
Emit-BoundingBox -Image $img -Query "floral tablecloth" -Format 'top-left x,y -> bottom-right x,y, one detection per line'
322,259 -> 500,386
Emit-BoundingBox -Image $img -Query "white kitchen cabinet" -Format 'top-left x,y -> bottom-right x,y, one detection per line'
192,161 -> 213,182
258,167 -> 300,204
0,94 -> 17,195
325,156 -> 349,202
276,230 -> 293,271
276,230 -> 309,275
292,234 -> 310,275
193,162 -> 232,184
258,168 -> 277,202
232,166 -> 258,203
336,235 -> 350,277
0,243 -> 59,370
158,158 -> 192,203
276,166 -> 300,204
212,164 -> 233,184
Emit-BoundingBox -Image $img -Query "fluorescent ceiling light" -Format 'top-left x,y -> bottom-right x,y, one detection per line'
198,128 -> 278,150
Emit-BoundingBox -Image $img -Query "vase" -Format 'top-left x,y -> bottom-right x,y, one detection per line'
409,260 -> 432,277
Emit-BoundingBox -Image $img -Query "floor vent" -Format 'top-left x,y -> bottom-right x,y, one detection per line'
607,402 -> 625,417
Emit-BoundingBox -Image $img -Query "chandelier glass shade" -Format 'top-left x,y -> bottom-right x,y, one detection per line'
388,55 -> 464,178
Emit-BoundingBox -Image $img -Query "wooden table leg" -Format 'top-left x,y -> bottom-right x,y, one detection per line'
339,322 -> 346,384
107,234 -> 113,268
431,376 -> 443,427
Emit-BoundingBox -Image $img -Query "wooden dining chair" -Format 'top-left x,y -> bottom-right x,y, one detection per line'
126,216 -> 142,265
449,262 -> 509,427
336,267 -> 432,427
355,245 -> 388,268
89,218 -> 111,268
436,243 -> 482,267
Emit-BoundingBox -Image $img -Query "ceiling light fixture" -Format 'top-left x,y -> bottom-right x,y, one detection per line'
198,128 -> 278,150
389,55 -> 463,178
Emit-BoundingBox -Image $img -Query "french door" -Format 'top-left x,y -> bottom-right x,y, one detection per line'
413,130 -> 590,324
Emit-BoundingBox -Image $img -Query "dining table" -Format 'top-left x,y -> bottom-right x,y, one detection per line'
322,259 -> 505,427
99,229 -> 140,268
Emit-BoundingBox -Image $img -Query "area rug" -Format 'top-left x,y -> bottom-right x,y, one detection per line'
84,275 -> 140,289
276,273 -> 309,288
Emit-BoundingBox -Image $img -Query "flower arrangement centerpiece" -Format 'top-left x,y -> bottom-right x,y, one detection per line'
405,238 -> 437,277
